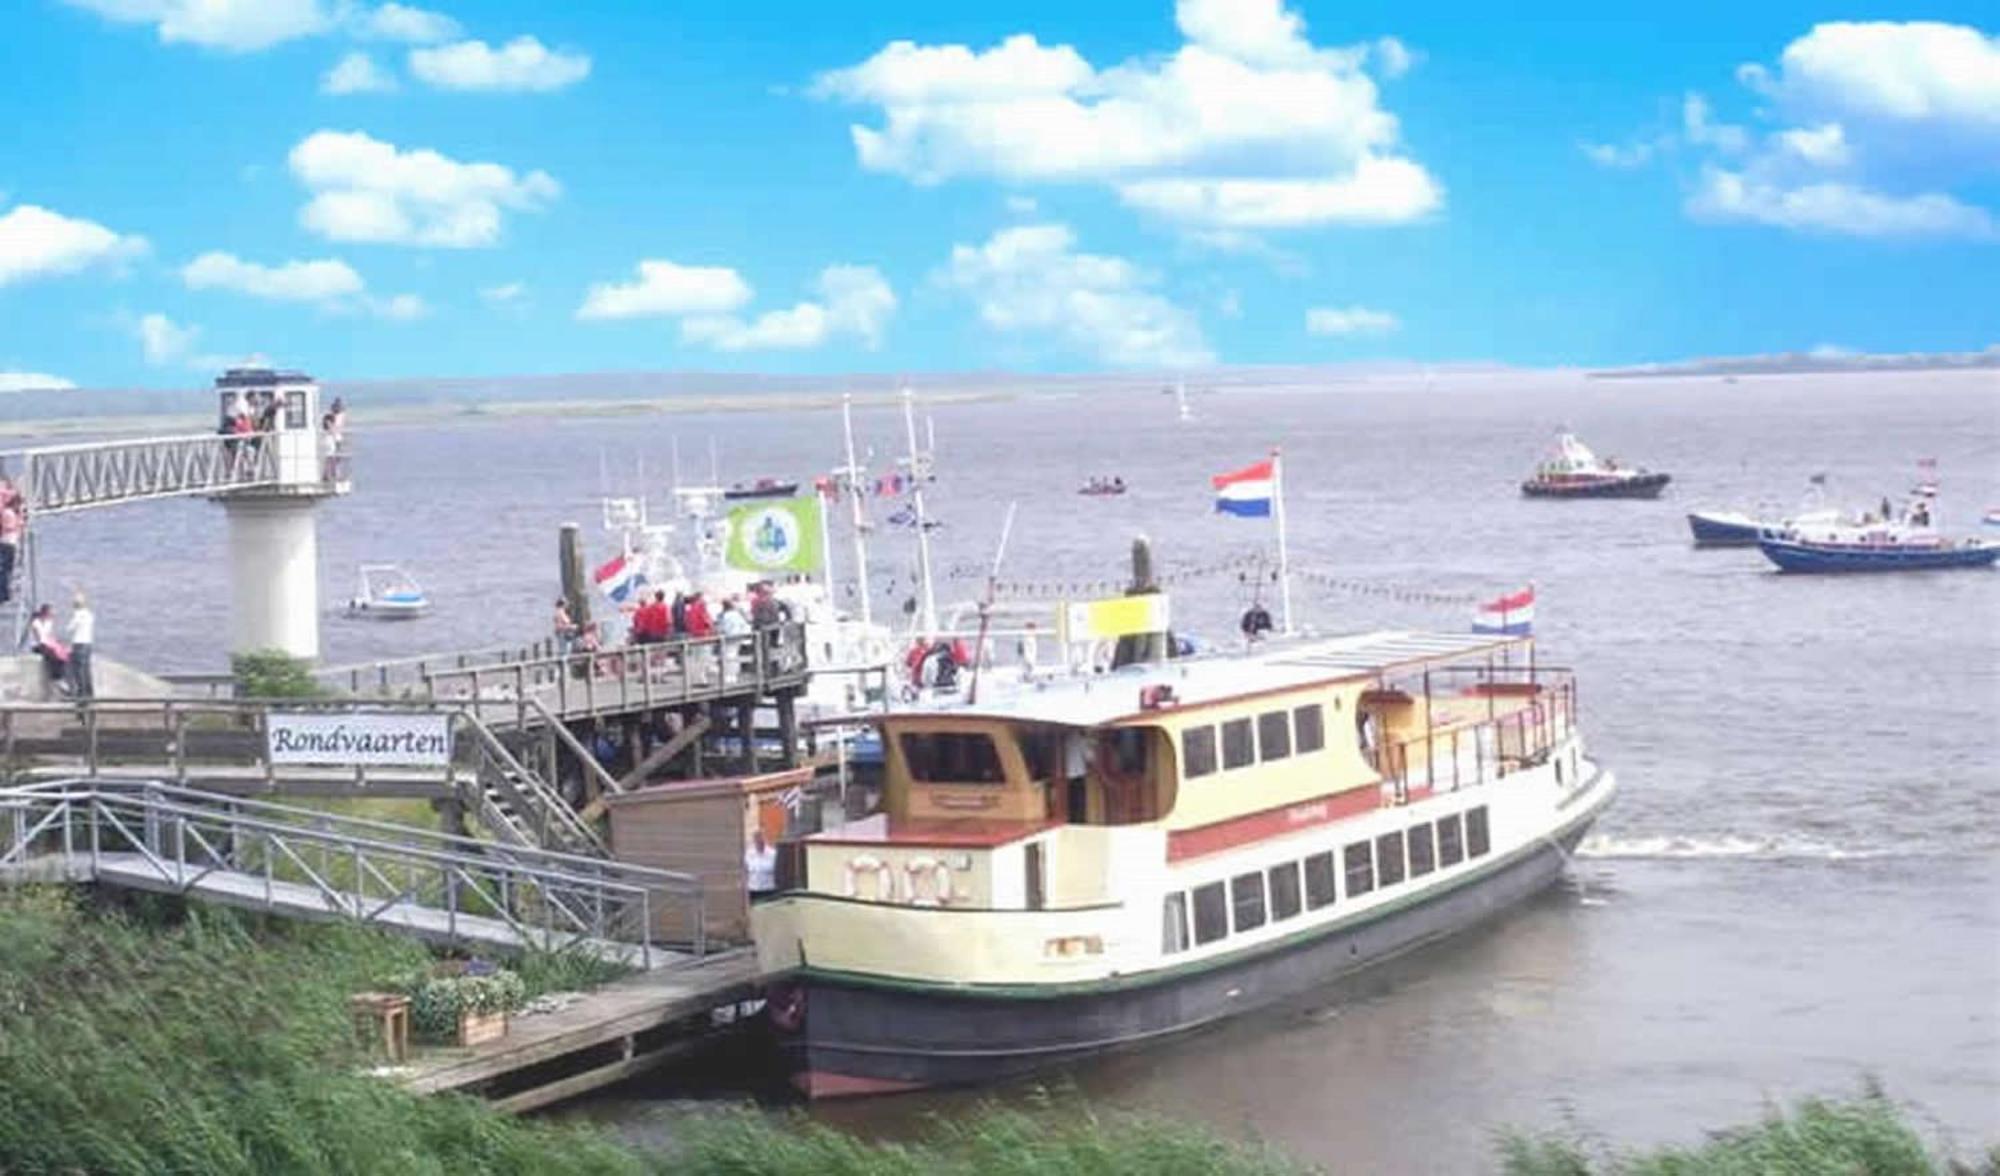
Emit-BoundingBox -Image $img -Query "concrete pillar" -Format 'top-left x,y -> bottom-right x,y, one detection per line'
224,496 -> 323,659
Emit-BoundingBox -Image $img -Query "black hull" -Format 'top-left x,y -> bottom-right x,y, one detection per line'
1522,472 -> 1671,499
778,818 -> 1597,1097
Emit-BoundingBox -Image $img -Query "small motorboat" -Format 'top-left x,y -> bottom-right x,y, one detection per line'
1078,477 -> 1128,497
723,478 -> 801,501
347,563 -> 431,619
1521,432 -> 1670,499
1983,508 -> 2000,528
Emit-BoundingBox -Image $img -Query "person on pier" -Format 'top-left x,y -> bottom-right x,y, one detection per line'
0,481 -> 22,605
65,592 -> 94,700
25,604 -> 67,699
683,592 -> 714,638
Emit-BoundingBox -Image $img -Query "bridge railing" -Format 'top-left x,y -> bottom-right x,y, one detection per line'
422,624 -> 811,728
10,431 -> 282,516
0,778 -> 711,962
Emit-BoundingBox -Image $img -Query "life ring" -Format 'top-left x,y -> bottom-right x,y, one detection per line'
767,983 -> 805,1033
903,856 -> 953,907
843,854 -> 896,901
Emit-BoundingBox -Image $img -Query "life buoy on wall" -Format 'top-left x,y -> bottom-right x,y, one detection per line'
843,854 -> 897,901
903,856 -> 953,907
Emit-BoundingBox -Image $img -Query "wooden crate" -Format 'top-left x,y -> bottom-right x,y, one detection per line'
456,1008 -> 508,1047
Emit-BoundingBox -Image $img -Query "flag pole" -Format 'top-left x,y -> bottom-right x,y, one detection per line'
1272,446 -> 1294,633
841,394 -> 873,628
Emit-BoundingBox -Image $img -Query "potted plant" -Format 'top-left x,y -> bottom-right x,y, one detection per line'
392,959 -> 527,1047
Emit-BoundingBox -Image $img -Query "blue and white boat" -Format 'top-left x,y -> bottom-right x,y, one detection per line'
1758,519 -> 1999,573
1686,510 -> 1765,546
347,563 -> 432,619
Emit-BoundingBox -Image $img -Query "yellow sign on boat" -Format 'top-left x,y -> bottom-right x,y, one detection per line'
1058,594 -> 1171,644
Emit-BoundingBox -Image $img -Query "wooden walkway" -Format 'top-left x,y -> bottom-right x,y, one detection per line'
393,949 -> 763,1112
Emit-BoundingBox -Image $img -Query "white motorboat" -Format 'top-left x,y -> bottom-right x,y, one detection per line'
346,564 -> 431,620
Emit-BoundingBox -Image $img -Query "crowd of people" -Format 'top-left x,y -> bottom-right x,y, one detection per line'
552,581 -> 796,676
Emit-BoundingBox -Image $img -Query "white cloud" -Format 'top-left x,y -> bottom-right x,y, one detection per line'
181,251 -> 364,302
135,312 -> 227,368
409,36 -> 590,92
63,0 -> 330,52
577,260 -> 753,320
1118,157 -> 1441,229
813,0 -> 1436,233
322,51 -> 397,94
1682,93 -> 1748,153
352,2 -> 458,44
369,293 -> 428,321
0,372 -> 76,393
1306,305 -> 1399,336
1372,36 -> 1415,79
480,281 -> 526,303
1687,167 -> 1997,239
1005,194 -> 1039,215
288,130 -> 560,248
941,223 -> 1212,367
1581,140 -> 1657,168
681,265 -> 897,352
0,204 -> 148,288
1746,22 -> 2000,130
1775,122 -> 1850,167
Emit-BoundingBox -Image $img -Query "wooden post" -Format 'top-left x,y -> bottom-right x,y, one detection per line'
559,522 -> 591,631
687,707 -> 706,778
776,692 -> 799,769
737,702 -> 758,774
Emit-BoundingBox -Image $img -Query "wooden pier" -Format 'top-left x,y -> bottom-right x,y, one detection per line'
394,950 -> 763,1113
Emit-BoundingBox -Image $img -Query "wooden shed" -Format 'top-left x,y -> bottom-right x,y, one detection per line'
606,766 -> 811,945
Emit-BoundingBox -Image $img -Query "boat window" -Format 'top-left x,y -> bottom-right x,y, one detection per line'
1466,806 -> 1491,858
1182,726 -> 1218,778
1221,719 -> 1255,770
1019,729 -> 1062,781
1192,882 -> 1229,945
1105,728 -> 1147,776
1294,704 -> 1324,753
1231,871 -> 1267,933
1256,711 -> 1291,761
1375,832 -> 1406,887
1437,814 -> 1465,867
899,732 -> 1005,784
1268,861 -> 1302,921
1407,823 -> 1436,877
1344,841 -> 1375,897
1162,893 -> 1190,955
1303,852 -> 1338,909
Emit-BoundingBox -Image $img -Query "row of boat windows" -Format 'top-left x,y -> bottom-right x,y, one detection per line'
1182,704 -> 1326,778
1161,806 -> 1492,954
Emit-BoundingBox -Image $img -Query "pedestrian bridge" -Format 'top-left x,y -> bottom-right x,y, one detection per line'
3,429 -> 349,517
0,779 -> 713,966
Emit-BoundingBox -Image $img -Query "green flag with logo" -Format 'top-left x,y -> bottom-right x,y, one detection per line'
725,495 -> 824,575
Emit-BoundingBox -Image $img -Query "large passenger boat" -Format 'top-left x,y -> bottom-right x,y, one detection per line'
753,629 -> 1616,1097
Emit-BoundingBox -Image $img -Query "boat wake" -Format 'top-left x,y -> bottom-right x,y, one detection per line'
1575,833 -> 1889,862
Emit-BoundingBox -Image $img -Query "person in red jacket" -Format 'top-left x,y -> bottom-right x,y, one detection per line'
683,591 -> 714,637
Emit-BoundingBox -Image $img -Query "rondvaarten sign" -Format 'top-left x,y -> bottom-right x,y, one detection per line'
266,712 -> 453,767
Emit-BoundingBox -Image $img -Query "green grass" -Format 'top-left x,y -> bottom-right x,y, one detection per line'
1498,1086 -> 1999,1176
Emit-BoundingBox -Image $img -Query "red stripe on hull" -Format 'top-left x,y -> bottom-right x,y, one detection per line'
1168,787 -> 1381,862
796,1069 -> 927,1099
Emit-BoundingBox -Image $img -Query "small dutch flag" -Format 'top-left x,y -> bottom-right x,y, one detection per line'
1472,586 -> 1535,636
1211,459 -> 1276,517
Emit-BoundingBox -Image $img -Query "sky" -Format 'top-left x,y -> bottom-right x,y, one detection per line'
1,0 -> 1996,390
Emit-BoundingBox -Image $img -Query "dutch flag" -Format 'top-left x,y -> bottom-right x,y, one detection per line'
1212,459 -> 1276,517
1472,586 -> 1534,636
592,554 -> 647,604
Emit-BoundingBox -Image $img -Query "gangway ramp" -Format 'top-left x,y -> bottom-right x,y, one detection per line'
7,430 -> 286,516
0,780 -> 714,967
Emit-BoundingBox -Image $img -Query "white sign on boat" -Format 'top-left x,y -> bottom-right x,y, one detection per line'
266,712 -> 453,767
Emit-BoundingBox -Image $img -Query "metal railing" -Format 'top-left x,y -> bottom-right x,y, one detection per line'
315,640 -> 558,698
11,431 -> 282,516
423,624 -> 811,728
1376,667 -> 1577,802
0,779 -> 709,963
0,696 -> 602,857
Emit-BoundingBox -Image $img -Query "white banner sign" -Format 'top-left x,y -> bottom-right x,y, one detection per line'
267,712 -> 453,767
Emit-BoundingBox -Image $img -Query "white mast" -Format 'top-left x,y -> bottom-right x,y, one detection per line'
841,393 -> 874,627
1272,446 -> 1294,633
902,386 -> 938,635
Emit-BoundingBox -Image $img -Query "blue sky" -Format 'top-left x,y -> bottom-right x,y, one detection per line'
1,0 -> 1995,389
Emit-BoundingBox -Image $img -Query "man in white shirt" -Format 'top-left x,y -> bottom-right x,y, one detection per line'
743,830 -> 778,898
66,592 -> 95,700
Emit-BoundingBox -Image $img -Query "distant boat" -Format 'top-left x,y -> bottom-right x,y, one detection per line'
1984,508 -> 2000,528
347,564 -> 430,619
1521,432 -> 1670,499
1174,381 -> 1193,424
1078,477 -> 1128,497
724,478 -> 801,501
1758,508 -> 1998,573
